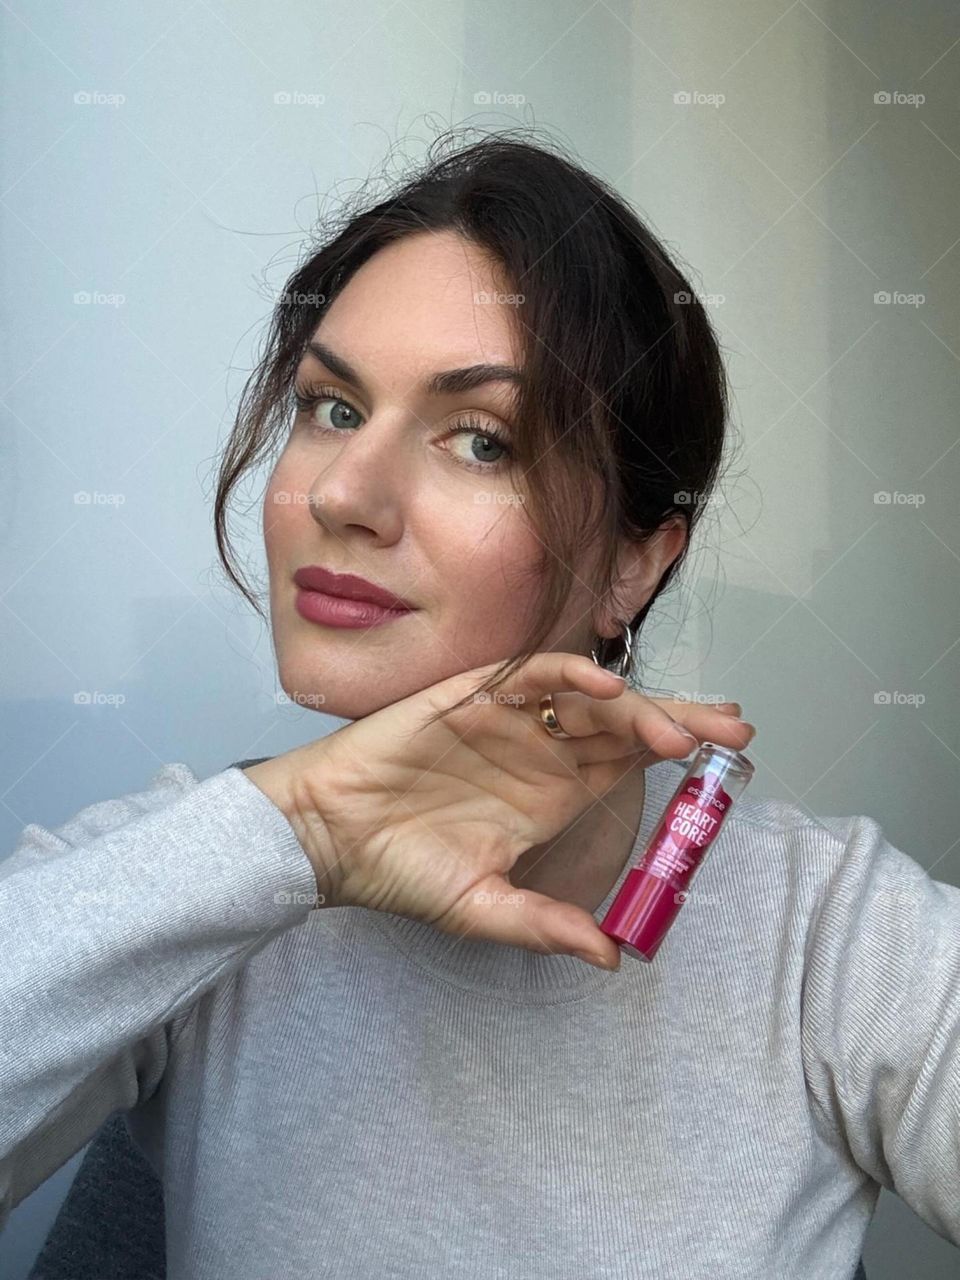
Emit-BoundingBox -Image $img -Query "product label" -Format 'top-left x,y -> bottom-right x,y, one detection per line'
637,769 -> 732,887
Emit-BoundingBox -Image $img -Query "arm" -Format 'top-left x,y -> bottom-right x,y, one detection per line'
0,762 -> 320,1227
800,812 -> 960,1245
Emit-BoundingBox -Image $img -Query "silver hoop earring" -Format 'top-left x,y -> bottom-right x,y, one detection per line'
591,619 -> 634,681
538,618 -> 635,741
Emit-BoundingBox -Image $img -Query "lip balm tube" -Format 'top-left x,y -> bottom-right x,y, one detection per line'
599,742 -> 754,962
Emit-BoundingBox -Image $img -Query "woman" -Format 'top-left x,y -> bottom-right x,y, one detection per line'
3,131 -> 957,1279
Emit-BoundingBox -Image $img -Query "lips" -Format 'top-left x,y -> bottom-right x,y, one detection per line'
292,565 -> 416,611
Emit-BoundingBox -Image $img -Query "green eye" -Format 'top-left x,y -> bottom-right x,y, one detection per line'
292,383 -> 515,475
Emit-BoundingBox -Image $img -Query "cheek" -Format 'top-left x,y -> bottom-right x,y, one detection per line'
419,496 -> 544,644
263,459 -> 303,563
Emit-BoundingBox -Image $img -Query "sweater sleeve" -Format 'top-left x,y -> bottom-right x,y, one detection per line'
0,762 -> 320,1227
800,812 -> 960,1245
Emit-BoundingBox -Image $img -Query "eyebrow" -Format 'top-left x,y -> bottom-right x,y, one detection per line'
302,339 -> 524,398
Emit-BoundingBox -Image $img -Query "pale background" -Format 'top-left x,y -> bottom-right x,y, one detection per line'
2,1 -> 958,1276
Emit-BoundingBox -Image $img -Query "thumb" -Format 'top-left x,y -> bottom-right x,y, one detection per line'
443,874 -> 621,971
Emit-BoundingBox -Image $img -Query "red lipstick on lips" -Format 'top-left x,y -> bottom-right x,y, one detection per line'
293,565 -> 417,630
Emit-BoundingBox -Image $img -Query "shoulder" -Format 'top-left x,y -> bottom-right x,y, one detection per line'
5,763 -> 197,860
2,759 -> 260,878
717,783 -> 922,942
722,787 -> 949,969
724,782 -> 873,870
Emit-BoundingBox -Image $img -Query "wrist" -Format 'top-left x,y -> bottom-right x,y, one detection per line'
241,757 -> 341,908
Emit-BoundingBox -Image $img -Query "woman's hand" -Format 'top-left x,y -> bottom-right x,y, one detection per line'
243,652 -> 754,967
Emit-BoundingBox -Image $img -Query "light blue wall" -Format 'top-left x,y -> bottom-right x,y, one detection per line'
2,1 -> 957,1276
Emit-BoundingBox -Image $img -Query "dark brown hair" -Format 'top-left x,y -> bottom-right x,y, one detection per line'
214,127 -> 730,726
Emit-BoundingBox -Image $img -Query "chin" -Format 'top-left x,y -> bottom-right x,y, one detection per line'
273,653 -> 398,722
272,637 -> 489,723
276,679 -> 376,722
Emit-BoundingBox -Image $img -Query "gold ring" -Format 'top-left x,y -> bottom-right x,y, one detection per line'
539,692 -> 573,739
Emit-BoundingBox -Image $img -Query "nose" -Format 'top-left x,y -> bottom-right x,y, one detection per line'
305,410 -> 411,541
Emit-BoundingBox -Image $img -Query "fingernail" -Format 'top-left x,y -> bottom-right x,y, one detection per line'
573,949 -> 616,970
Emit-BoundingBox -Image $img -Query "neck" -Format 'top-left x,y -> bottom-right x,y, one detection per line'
508,764 -> 647,915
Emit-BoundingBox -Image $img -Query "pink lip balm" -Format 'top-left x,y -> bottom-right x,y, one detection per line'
599,743 -> 755,962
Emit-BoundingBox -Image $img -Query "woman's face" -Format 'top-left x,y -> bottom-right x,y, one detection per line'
264,229 -> 606,720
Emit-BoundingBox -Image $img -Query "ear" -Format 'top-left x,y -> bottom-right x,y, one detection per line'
593,516 -> 687,640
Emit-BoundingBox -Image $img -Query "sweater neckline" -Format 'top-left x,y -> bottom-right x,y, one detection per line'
364,756 -> 686,1004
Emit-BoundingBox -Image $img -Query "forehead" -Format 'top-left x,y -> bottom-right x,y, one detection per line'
307,230 -> 522,379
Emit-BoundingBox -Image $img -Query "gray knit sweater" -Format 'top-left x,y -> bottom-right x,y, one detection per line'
1,756 -> 958,1279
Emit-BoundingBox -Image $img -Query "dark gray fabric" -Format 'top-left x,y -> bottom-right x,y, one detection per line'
27,1111 -> 165,1280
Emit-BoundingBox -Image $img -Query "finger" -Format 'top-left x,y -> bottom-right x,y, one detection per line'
643,696 -> 743,717
431,652 -> 626,724
532,688 -> 708,755
485,651 -> 629,705
646,698 -> 756,750
443,872 -> 620,969
520,706 -> 693,771
553,689 -> 756,755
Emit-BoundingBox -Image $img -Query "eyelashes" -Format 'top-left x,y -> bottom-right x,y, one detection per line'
291,381 -> 516,475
